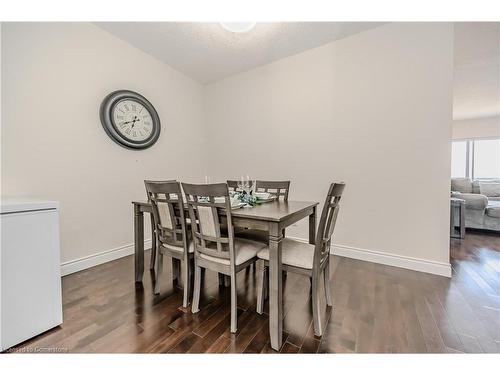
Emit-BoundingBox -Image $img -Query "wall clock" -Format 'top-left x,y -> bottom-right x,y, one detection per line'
99,90 -> 161,150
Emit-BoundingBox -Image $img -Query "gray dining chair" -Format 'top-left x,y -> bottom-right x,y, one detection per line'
256,182 -> 345,336
255,180 -> 290,200
236,180 -> 291,244
182,182 -> 268,333
145,180 -> 193,308
227,180 -> 241,193
145,179 -> 175,271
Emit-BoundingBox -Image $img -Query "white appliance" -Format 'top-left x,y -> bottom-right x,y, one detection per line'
1,200 -> 62,350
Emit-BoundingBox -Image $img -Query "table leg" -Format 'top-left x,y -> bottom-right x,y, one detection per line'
172,258 -> 181,285
309,206 -> 317,245
268,222 -> 283,351
134,205 -> 145,283
450,203 -> 454,237
460,201 -> 465,239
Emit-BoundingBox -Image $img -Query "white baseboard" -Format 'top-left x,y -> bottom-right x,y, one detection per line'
60,239 -> 152,276
60,237 -> 452,278
287,237 -> 451,278
331,244 -> 452,277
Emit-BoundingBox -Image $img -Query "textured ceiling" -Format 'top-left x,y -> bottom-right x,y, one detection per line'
96,22 -> 499,121
96,22 -> 383,84
453,22 -> 500,120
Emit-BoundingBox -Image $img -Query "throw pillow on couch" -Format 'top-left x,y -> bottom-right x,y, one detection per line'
479,182 -> 500,197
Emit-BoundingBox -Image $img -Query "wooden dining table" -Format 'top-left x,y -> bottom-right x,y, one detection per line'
132,199 -> 318,351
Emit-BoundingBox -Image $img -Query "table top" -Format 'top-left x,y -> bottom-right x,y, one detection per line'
228,200 -> 317,222
133,200 -> 318,222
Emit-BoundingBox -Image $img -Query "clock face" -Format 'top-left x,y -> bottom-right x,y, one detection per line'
100,90 -> 161,150
112,99 -> 154,142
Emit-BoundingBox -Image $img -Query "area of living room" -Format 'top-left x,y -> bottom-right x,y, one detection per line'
450,23 -> 499,268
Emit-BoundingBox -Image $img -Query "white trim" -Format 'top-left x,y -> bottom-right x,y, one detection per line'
60,239 -> 152,276
287,236 -> 451,278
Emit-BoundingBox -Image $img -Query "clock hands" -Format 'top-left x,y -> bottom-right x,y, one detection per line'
131,116 -> 140,128
122,116 -> 141,127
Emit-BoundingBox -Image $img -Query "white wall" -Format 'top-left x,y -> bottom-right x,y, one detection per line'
453,23 -> 500,121
205,23 -> 454,275
2,22 -> 455,277
452,116 -> 500,139
1,23 -> 206,268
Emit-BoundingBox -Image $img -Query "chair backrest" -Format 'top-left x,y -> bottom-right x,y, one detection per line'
227,180 -> 241,192
255,180 -> 290,201
181,182 -> 236,266
144,180 -> 188,251
313,182 -> 345,269
145,179 -> 176,201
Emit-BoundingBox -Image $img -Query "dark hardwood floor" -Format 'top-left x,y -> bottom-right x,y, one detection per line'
12,231 -> 500,353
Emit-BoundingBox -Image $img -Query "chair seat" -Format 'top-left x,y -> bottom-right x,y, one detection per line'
160,240 -> 194,253
157,227 -> 193,254
234,228 -> 269,244
199,238 -> 267,266
257,238 -> 314,269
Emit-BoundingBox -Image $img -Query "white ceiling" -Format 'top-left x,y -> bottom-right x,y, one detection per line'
97,22 -> 499,121
453,22 -> 500,120
96,22 -> 383,84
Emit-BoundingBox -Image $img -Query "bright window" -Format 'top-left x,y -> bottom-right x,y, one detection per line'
451,138 -> 500,179
473,139 -> 500,178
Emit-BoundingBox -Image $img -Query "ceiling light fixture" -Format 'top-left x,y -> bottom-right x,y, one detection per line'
219,22 -> 256,33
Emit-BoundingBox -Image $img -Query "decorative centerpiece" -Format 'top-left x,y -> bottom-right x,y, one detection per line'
226,176 -> 275,207
232,191 -> 258,207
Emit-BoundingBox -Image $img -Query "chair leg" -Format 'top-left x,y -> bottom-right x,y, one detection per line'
149,245 -> 156,271
149,219 -> 156,270
230,271 -> 238,333
256,262 -> 267,314
324,261 -> 333,307
154,252 -> 163,295
192,263 -> 202,314
182,257 -> 191,308
172,258 -> 180,285
311,273 -> 323,336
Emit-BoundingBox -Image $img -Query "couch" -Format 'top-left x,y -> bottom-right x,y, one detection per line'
451,178 -> 500,232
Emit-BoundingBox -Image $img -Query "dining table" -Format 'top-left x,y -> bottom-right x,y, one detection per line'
132,199 -> 319,351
